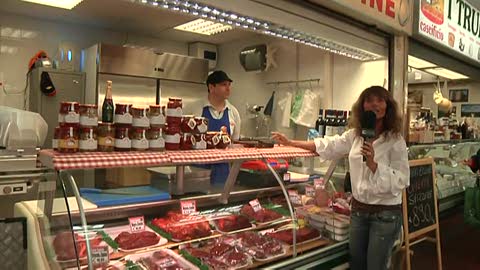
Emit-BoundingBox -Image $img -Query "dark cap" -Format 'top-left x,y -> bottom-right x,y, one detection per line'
206,70 -> 233,85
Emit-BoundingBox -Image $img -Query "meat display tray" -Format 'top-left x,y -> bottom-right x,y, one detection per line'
103,225 -> 168,252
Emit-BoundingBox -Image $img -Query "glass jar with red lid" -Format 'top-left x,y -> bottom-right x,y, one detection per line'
166,98 -> 183,125
98,122 -> 115,152
131,127 -> 149,151
180,115 -> 196,133
194,117 -> 208,134
193,133 -> 207,150
131,107 -> 150,127
58,126 -> 79,153
114,104 -> 133,124
79,126 -> 98,152
164,124 -> 181,150
52,126 -> 61,150
148,105 -> 165,128
114,126 -> 131,151
79,104 -> 98,126
147,127 -> 165,151
205,132 -> 221,149
59,102 -> 80,124
180,133 -> 196,150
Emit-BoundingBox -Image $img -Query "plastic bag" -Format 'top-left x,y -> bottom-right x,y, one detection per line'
464,185 -> 480,228
276,91 -> 292,128
290,88 -> 320,128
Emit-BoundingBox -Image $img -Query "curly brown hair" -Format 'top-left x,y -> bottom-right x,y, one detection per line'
348,86 -> 403,137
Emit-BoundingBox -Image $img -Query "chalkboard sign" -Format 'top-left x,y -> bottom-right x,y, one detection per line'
405,162 -> 436,233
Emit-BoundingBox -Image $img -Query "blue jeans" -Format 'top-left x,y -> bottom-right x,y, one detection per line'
349,209 -> 402,270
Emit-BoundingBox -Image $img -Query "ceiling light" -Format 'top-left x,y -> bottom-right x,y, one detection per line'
174,18 -> 232,35
21,0 -> 83,9
408,55 -> 436,69
423,67 -> 469,80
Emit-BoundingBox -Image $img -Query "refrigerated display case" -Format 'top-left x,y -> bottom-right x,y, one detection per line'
408,140 -> 480,212
16,145 -> 350,270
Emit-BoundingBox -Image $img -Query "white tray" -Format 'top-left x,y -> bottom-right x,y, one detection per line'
103,225 -> 167,252
325,224 -> 349,235
125,248 -> 199,270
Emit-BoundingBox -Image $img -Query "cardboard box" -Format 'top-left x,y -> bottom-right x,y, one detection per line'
105,167 -> 151,187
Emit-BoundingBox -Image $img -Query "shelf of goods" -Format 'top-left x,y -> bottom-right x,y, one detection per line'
19,146 -> 349,270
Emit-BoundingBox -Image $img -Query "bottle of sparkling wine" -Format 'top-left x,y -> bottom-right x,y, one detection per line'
102,80 -> 114,123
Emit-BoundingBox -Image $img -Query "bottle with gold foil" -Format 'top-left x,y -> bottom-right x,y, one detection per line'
102,80 -> 114,123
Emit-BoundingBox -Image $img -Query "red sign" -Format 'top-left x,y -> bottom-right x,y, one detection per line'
360,0 -> 395,18
129,216 -> 145,232
181,200 -> 197,215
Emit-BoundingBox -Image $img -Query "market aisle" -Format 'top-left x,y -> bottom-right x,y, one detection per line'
411,208 -> 480,270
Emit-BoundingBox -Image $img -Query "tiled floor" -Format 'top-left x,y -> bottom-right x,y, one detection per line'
410,208 -> 480,270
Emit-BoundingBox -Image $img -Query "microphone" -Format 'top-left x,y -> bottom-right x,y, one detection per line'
360,111 -> 376,161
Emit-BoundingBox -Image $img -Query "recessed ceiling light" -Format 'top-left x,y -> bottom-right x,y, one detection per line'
423,67 -> 469,80
20,0 -> 83,10
408,55 -> 437,69
174,19 -> 232,36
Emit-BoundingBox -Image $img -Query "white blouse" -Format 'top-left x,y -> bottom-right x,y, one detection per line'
313,129 -> 410,205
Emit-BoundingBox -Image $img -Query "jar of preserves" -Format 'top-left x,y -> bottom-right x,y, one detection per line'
58,126 -> 79,153
115,126 -> 131,151
148,105 -> 165,128
147,127 -> 165,151
79,104 -> 98,126
194,117 -> 208,134
166,98 -> 183,125
217,133 -> 231,149
164,124 -> 181,151
205,132 -> 221,149
114,104 -> 133,124
193,134 -> 207,150
79,126 -> 98,152
131,127 -> 149,151
180,115 -> 196,133
98,122 -> 115,152
131,107 -> 150,127
59,102 -> 80,124
180,133 -> 196,150
52,126 -> 61,151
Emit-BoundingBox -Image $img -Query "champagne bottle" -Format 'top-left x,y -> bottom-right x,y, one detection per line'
102,80 -> 114,123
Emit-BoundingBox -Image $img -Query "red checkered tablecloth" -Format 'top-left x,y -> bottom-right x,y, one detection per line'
38,149 -> 171,170
167,148 -> 263,164
257,146 -> 318,159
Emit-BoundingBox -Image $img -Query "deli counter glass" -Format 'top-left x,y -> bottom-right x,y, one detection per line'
16,147 -> 351,270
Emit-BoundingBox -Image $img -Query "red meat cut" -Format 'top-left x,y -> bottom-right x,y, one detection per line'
152,211 -> 211,241
240,204 -> 283,223
114,231 -> 159,250
214,215 -> 251,232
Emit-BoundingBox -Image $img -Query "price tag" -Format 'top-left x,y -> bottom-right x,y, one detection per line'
91,246 -> 109,266
129,216 -> 145,232
283,173 -> 291,182
181,200 -> 197,215
258,228 -> 275,235
288,189 -> 301,205
249,199 -> 262,212
314,177 -> 325,189
305,185 -> 315,197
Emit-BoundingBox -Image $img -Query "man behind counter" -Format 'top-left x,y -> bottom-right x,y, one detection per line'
202,70 -> 241,185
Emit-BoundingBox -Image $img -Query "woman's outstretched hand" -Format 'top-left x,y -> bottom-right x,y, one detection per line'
271,132 -> 290,146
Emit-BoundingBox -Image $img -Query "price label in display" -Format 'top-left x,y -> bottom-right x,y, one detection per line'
91,246 -> 109,266
283,173 -> 291,182
249,198 -> 262,212
181,200 -> 197,215
288,190 -> 301,205
258,228 -> 275,235
305,185 -> 316,197
314,177 -> 325,189
129,216 -> 145,232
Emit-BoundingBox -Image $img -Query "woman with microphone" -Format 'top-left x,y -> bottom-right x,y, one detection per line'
272,86 -> 409,270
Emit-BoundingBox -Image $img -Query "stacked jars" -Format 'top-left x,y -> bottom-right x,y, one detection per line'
78,104 -> 98,152
114,104 -> 132,151
131,107 -> 149,151
193,117 -> 208,150
148,105 -> 165,151
165,98 -> 182,150
57,102 -> 80,153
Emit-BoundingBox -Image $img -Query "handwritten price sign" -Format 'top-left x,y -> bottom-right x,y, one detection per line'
181,200 -> 197,215
249,199 -> 262,212
91,246 -> 109,266
288,189 -> 301,205
314,177 -> 325,189
129,216 -> 145,232
305,185 -> 315,197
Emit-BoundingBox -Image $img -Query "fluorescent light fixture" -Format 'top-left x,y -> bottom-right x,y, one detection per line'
174,18 -> 232,35
423,67 -> 469,80
408,55 -> 436,69
20,0 -> 83,9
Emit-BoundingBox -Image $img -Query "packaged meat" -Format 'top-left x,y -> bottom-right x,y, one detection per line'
326,230 -> 349,242
125,249 -> 199,270
103,225 -> 167,252
324,214 -> 350,229
202,257 -> 230,270
240,204 -> 284,224
223,248 -> 250,269
325,224 -> 349,235
266,227 -> 320,245
210,242 -> 234,256
213,214 -> 253,233
234,231 -> 286,261
152,211 -> 212,242
53,231 -> 104,261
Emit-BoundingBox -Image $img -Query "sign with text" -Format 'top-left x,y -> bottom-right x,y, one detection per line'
418,0 -> 480,63
181,200 -> 197,215
249,199 -> 262,212
129,216 -> 145,232
91,246 -> 109,266
283,173 -> 291,182
288,189 -> 301,205
313,177 -> 325,189
305,185 -> 316,197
